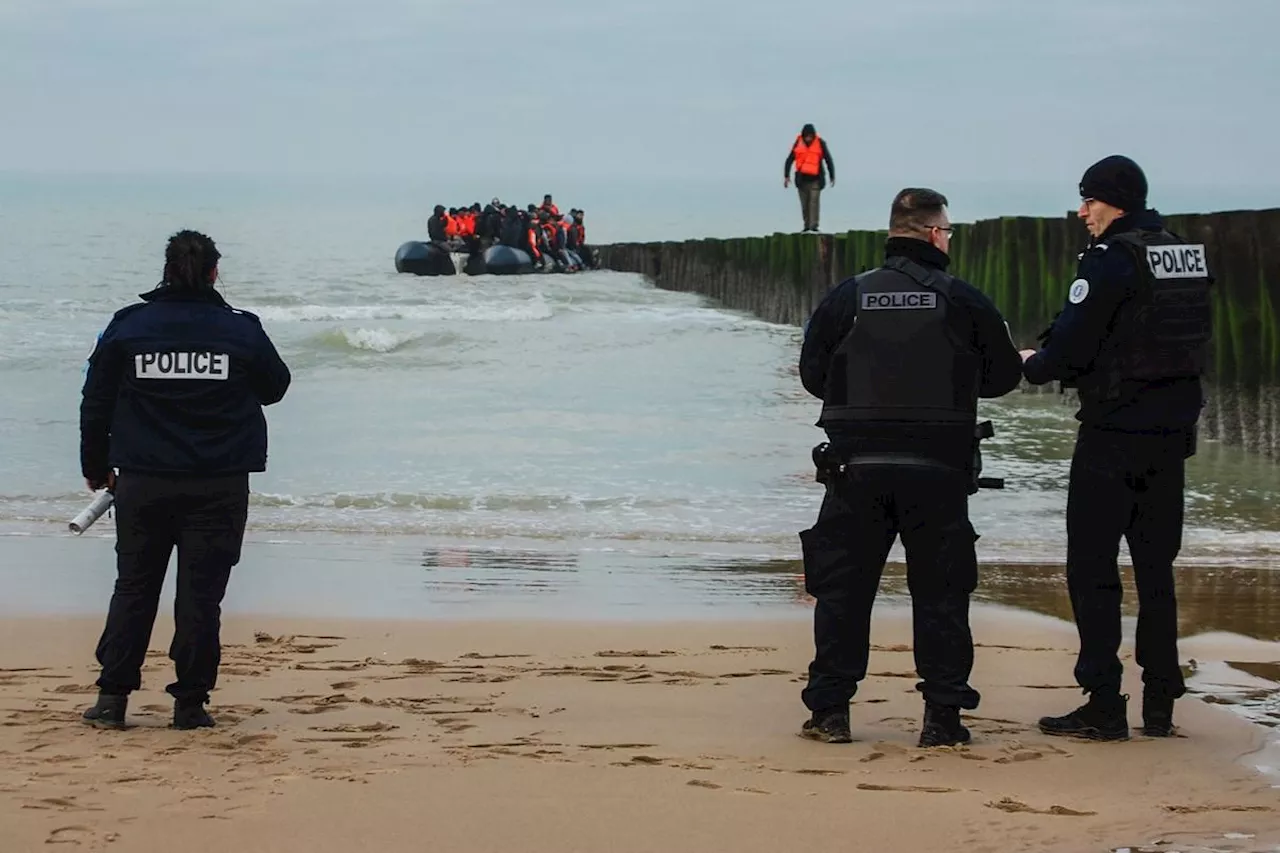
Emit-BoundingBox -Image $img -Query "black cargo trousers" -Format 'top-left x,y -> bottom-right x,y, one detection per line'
94,471 -> 250,705
1065,426 -> 1191,701
800,464 -> 980,713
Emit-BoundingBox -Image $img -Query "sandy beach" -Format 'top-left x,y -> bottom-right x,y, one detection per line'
2,607 -> 1278,853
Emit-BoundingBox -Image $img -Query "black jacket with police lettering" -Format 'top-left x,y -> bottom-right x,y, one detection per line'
1023,209 -> 1208,433
80,285 -> 291,480
799,237 -> 1023,469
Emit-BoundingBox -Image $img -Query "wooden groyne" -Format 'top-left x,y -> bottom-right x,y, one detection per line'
596,209 -> 1280,457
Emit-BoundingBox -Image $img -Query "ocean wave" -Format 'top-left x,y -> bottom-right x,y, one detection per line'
249,297 -> 554,324
250,491 -> 693,512
309,327 -> 425,353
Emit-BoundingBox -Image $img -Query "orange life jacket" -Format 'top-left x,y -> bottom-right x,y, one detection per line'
572,223 -> 585,246
444,214 -> 458,238
527,228 -> 541,259
792,135 -> 824,177
459,213 -> 475,237
541,202 -> 560,217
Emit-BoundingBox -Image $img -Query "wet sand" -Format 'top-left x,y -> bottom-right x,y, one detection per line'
2,609 -> 1279,853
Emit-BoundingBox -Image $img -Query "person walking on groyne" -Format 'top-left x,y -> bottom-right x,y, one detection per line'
1020,155 -> 1212,741
79,230 -> 292,731
795,188 -> 1023,746
784,123 -> 835,232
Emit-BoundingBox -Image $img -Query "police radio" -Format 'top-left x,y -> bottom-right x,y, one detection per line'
69,490 -> 114,535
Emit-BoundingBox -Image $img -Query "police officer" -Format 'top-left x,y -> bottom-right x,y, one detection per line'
797,188 -> 1023,746
1021,155 -> 1211,741
79,229 -> 291,730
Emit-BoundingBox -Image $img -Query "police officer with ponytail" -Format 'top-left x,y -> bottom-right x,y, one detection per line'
79,230 -> 291,731
1021,156 -> 1212,741
797,188 -> 1023,747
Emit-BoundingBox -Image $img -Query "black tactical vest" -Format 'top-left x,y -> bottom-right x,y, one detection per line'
819,256 -> 981,428
1077,228 -> 1212,402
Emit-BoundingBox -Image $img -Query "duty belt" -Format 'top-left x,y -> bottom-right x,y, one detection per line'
811,420 -> 1005,494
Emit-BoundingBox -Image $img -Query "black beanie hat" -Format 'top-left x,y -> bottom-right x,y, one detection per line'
1079,155 -> 1148,212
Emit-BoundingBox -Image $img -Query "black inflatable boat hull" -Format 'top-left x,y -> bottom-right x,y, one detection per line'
394,241 -> 458,276
482,245 -> 535,276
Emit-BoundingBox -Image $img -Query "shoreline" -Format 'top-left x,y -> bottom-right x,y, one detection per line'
2,610 -> 1279,852
5,525 -> 1280,646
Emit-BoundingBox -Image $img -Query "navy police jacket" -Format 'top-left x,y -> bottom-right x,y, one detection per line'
1023,210 -> 1206,432
80,284 -> 291,481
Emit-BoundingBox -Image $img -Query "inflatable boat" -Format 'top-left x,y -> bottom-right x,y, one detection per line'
394,241 -> 461,276
394,242 -> 588,277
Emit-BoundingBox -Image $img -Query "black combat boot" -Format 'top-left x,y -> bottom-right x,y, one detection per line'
82,693 -> 127,729
1141,691 -> 1175,737
173,700 -> 216,730
1038,690 -> 1129,740
918,702 -> 972,747
800,706 -> 852,744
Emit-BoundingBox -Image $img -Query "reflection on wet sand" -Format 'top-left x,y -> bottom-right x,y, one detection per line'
678,556 -> 1280,643
420,547 -> 580,597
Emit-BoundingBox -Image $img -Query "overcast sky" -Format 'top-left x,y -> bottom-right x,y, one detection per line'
1,0 -> 1276,236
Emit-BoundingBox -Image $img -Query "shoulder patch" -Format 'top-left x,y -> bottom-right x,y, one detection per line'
1068,279 -> 1090,304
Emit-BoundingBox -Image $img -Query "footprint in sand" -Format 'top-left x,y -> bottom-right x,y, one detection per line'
687,779 -> 722,789
720,669 -> 794,678
294,734 -> 400,749
21,796 -> 105,812
266,694 -> 354,715
1160,803 -> 1272,814
310,723 -> 398,734
433,717 -> 477,734
986,797 -> 1095,816
708,645 -> 778,653
49,684 -> 97,695
216,705 -> 267,724
994,747 -> 1044,764
293,661 -> 371,672
595,649 -> 677,658
443,673 -> 517,684
460,652 -> 534,660
857,784 -> 960,794
46,825 -> 118,846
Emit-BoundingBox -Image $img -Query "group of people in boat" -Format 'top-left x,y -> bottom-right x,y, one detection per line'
427,194 -> 595,272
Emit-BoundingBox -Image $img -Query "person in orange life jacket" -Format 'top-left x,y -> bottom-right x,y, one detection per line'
568,209 -> 593,268
784,123 -> 836,232
537,210 -> 567,268
565,210 -> 583,252
520,210 -> 543,266
540,194 -> 560,218
1020,155 -> 1212,742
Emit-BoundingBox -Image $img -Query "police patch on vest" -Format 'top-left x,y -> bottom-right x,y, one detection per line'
1068,279 -> 1089,304
860,291 -> 937,310
1146,244 -> 1208,280
135,352 -> 230,380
